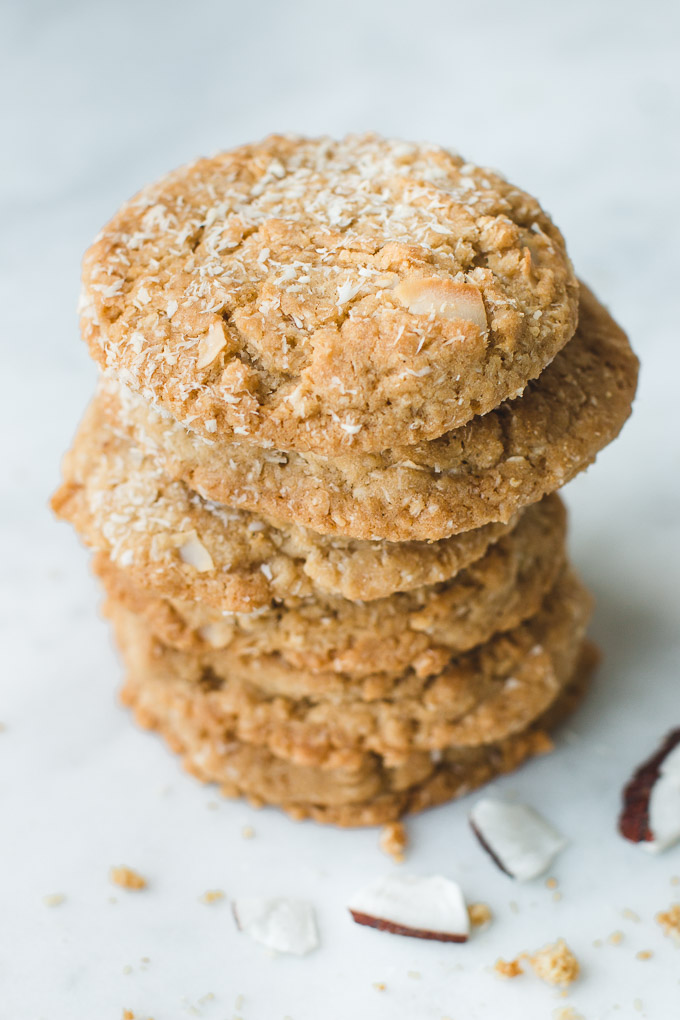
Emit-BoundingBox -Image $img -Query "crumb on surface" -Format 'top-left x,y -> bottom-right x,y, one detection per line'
622,907 -> 640,922
241,825 -> 255,839
110,866 -> 147,891
372,982 -> 386,991
42,893 -> 65,908
122,1012 -> 134,1020
546,877 -> 558,890
636,950 -> 653,960
494,956 -> 524,978
671,876 -> 680,887
551,1008 -> 585,1020
552,891 -> 563,903
608,930 -> 624,945
509,900 -> 520,914
379,821 -> 408,862
656,903 -> 680,940
407,970 -> 421,980
592,938 -> 603,948
468,902 -> 493,928
529,939 -> 580,987
199,889 -> 225,905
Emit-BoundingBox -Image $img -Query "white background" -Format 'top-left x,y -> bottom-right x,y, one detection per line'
1,1 -> 679,1017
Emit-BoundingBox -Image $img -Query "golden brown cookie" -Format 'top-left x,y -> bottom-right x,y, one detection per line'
108,569 -> 591,766
80,134 -> 578,455
51,396 -> 521,610
120,639 -> 598,827
104,284 -> 637,541
95,493 -> 566,679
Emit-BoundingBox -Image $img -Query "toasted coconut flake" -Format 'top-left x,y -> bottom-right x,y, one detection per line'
197,321 -> 228,369
394,277 -> 487,329
177,531 -> 214,572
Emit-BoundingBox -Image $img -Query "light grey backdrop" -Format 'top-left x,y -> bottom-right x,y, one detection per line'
1,2 -> 679,1018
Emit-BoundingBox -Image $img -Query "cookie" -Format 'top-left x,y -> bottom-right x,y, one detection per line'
104,284 -> 637,541
52,396 -> 520,610
120,639 -> 598,827
95,493 -> 566,679
108,569 -> 591,766
80,134 -> 578,455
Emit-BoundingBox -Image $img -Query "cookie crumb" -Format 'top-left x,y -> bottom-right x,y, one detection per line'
379,821 -> 408,862
546,877 -> 558,890
42,893 -> 65,908
592,938 -> 603,948
235,995 -> 244,1011
670,876 -> 680,887
636,950 -> 653,960
509,900 -> 520,914
552,1009 -> 585,1020
372,982 -> 386,991
656,903 -> 680,940
241,825 -> 255,839
622,907 -> 640,922
529,939 -> 580,987
494,957 -> 524,978
633,999 -> 643,1013
110,866 -> 147,891
199,889 -> 225,905
122,965 -> 133,975
608,930 -> 624,945
407,970 -> 421,980
468,902 -> 493,928
122,1012 -> 134,1020
553,891 -> 563,903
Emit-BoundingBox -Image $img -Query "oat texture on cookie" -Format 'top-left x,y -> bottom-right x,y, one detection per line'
80,134 -> 578,455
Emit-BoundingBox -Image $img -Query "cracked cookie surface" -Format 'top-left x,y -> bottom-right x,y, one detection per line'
81,134 -> 578,455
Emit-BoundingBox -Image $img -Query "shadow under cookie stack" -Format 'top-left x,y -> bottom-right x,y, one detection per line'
53,135 -> 637,826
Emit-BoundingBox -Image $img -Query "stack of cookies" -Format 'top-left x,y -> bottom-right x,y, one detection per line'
52,136 -> 638,826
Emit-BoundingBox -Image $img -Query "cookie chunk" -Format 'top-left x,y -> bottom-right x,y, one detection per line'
80,134 -> 578,454
104,284 -> 637,541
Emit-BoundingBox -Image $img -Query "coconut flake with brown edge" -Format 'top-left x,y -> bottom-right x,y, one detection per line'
469,798 -> 567,881
619,729 -> 680,853
348,873 -> 469,942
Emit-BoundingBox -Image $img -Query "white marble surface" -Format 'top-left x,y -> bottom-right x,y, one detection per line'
2,1 -> 680,1017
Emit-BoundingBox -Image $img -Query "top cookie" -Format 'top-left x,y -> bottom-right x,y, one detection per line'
80,134 -> 578,455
